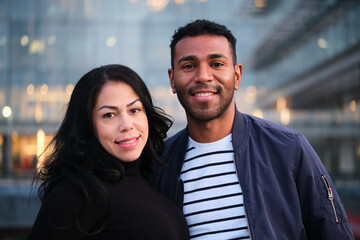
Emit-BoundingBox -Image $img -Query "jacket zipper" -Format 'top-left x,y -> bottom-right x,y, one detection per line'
321,175 -> 339,223
233,156 -> 253,240
242,198 -> 253,240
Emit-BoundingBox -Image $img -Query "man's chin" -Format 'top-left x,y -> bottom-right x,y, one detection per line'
186,109 -> 220,122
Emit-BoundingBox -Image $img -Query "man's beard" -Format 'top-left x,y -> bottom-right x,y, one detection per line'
175,83 -> 235,122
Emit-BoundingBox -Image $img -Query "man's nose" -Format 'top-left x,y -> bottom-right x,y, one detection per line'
195,63 -> 213,83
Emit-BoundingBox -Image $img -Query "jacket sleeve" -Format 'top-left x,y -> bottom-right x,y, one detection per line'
26,180 -> 104,240
294,133 -> 355,240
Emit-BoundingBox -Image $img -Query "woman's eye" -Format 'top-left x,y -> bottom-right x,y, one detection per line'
130,108 -> 141,114
103,113 -> 114,118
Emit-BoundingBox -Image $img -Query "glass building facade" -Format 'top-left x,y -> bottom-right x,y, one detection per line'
251,0 -> 360,180
0,0 -> 359,238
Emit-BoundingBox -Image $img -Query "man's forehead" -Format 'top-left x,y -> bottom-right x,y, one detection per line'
175,34 -> 228,46
174,35 -> 233,62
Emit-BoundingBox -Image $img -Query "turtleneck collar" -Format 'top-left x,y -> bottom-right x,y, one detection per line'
122,158 -> 141,177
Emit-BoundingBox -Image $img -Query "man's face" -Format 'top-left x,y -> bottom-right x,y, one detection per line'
169,34 -> 242,122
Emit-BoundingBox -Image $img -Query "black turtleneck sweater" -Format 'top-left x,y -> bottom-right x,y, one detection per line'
26,159 -> 189,240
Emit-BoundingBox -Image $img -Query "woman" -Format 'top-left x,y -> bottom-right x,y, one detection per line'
27,64 -> 189,239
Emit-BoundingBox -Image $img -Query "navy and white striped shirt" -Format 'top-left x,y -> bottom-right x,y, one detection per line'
181,134 -> 250,240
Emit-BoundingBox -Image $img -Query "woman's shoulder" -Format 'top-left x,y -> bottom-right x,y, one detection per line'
42,178 -> 86,212
40,177 -> 104,230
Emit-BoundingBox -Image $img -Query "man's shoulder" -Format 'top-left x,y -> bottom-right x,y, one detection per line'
160,127 -> 188,162
165,127 -> 188,146
241,112 -> 299,136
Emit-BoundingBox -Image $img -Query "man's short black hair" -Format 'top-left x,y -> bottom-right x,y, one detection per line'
170,19 -> 237,69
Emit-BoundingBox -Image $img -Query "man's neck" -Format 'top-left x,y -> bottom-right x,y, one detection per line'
187,104 -> 235,143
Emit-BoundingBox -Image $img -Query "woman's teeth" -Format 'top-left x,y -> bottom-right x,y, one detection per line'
118,138 -> 137,144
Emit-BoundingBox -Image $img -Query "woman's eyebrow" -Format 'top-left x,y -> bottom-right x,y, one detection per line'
98,105 -> 117,111
127,98 -> 141,107
98,99 -> 140,111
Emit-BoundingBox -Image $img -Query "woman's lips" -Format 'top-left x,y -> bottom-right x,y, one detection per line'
115,136 -> 140,149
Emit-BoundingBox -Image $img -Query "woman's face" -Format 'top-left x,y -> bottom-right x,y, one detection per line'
92,81 -> 149,162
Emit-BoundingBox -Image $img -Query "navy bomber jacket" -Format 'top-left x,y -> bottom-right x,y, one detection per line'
150,107 -> 355,239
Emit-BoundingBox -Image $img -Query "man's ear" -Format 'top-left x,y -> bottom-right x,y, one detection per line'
168,68 -> 176,94
234,64 -> 242,90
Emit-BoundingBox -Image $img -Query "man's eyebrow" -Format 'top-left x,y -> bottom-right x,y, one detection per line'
177,54 -> 228,64
208,53 -> 228,60
177,55 -> 196,64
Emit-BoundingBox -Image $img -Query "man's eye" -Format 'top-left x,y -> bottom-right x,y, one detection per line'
183,64 -> 195,69
211,62 -> 223,67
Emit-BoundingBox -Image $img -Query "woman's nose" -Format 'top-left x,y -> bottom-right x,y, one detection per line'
118,115 -> 133,132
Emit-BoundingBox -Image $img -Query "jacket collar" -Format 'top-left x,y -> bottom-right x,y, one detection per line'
231,106 -> 248,152
182,104 -> 248,152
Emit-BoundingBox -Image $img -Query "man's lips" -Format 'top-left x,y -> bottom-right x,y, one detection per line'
191,88 -> 218,96
193,92 -> 215,97
189,84 -> 220,97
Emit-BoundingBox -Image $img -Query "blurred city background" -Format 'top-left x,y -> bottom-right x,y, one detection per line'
0,0 -> 359,239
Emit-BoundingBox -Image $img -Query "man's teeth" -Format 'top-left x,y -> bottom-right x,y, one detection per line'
195,92 -> 214,97
118,139 -> 136,144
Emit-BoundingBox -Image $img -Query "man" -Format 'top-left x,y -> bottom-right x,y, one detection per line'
150,19 -> 354,239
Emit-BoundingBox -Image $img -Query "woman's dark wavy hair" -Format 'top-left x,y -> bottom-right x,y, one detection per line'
170,19 -> 237,69
36,64 -> 173,234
